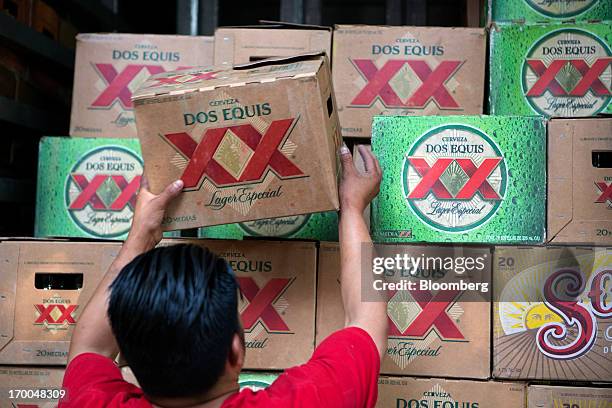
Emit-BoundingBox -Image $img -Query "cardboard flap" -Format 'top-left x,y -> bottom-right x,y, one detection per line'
547,119 -> 574,241
217,21 -> 331,31
133,54 -> 324,100
0,243 -> 18,352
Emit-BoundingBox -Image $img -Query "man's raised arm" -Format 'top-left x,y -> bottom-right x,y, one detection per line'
67,178 -> 184,363
338,145 -> 388,360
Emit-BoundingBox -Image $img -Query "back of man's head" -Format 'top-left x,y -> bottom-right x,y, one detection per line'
108,244 -> 240,398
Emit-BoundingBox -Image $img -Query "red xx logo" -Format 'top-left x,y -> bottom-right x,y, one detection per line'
351,59 -> 462,108
388,290 -> 464,340
69,174 -> 141,211
164,119 -> 304,189
145,70 -> 219,87
525,58 -> 612,97
595,181 -> 612,205
91,64 -> 192,109
408,157 -> 502,200
238,277 -> 293,333
34,304 -> 78,325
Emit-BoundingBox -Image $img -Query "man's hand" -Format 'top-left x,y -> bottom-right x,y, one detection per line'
339,144 -> 382,214
337,144 -> 388,360
67,178 -> 183,363
125,178 -> 184,253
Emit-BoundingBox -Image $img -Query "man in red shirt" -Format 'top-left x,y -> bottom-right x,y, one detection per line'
60,145 -> 387,407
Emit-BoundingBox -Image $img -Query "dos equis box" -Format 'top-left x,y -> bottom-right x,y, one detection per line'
133,54 -> 341,231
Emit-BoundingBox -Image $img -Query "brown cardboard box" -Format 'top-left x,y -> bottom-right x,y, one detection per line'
70,33 -> 214,138
133,54 -> 341,231
377,377 -> 526,408
162,239 -> 316,370
0,241 -> 120,365
316,243 -> 491,378
493,246 -> 612,381
548,118 -> 612,245
332,25 -> 486,138
214,22 -> 332,66
528,385 -> 612,408
0,366 -> 65,407
31,0 -> 58,40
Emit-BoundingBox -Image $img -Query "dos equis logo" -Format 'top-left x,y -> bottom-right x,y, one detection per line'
522,28 -> 611,117
65,146 -> 143,238
239,214 -> 311,237
164,119 -> 304,190
524,0 -> 599,18
402,125 -> 507,232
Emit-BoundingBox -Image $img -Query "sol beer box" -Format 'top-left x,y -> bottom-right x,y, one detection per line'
316,243 -> 491,378
332,25 -> 486,138
133,54 -> 341,231
0,366 -> 65,407
488,0 -> 612,24
528,385 -> 612,408
70,33 -> 214,138
493,246 -> 612,381
34,137 -> 182,240
164,239 -> 316,370
0,240 -> 120,365
489,22 -> 612,118
214,22 -> 332,66
548,118 -> 612,245
371,115 -> 546,244
198,211 -> 338,241
377,377 -> 526,408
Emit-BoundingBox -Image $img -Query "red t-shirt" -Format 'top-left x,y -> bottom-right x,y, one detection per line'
59,327 -> 379,408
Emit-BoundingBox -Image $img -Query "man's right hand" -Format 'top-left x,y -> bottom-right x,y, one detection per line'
339,144 -> 382,214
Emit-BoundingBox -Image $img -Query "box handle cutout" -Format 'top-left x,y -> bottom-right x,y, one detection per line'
326,95 -> 333,118
35,273 -> 83,290
592,151 -> 612,168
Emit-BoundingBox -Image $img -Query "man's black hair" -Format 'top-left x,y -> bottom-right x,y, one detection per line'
108,244 -> 240,398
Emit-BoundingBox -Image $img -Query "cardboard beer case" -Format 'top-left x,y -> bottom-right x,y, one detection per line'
493,246 -> 612,381
548,118 -> 612,245
0,366 -> 66,407
377,377 -> 526,408
162,239 -> 316,370
36,137 -> 143,240
198,211 -> 338,241
0,240 -> 120,365
332,25 -> 486,138
316,242 -> 491,378
70,33 -> 214,138
371,115 -> 546,244
528,385 -> 612,408
214,22 -> 332,66
133,54 -> 341,231
489,22 -> 612,118
488,0 -> 612,24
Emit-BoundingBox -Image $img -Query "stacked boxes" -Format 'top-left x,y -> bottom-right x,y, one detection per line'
0,241 -> 120,365
214,23 -> 332,66
316,243 -> 491,379
332,25 -> 487,138
371,115 -> 547,244
133,54 -> 341,230
493,246 -> 612,381
489,22 -> 612,118
70,33 -> 214,138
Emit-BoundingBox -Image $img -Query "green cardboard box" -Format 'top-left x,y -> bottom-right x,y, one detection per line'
198,211 -> 338,241
35,137 -> 179,240
238,372 -> 279,391
489,22 -> 611,118
371,115 -> 546,244
488,0 -> 611,24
